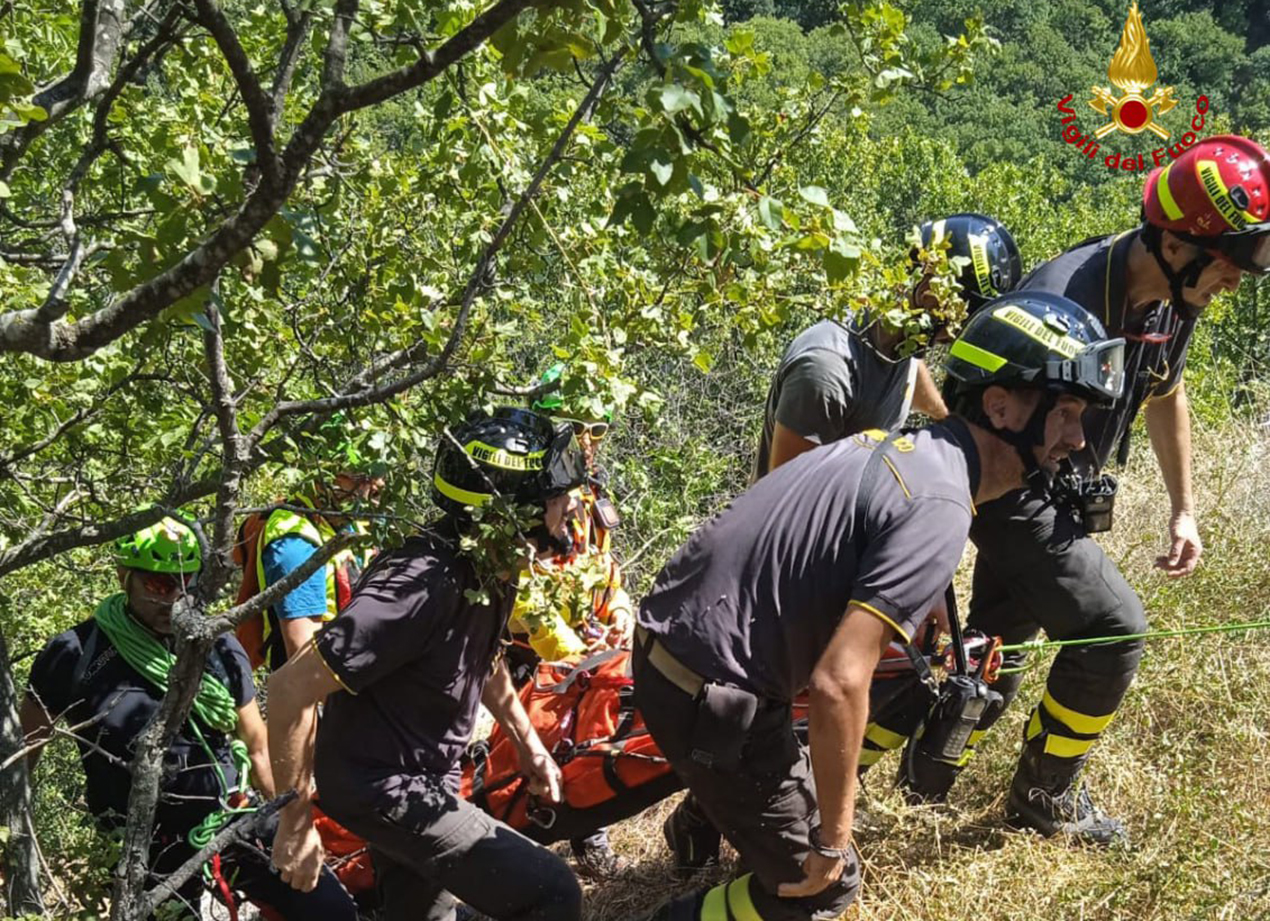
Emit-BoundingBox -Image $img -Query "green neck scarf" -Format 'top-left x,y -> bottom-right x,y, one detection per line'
93,593 -> 239,734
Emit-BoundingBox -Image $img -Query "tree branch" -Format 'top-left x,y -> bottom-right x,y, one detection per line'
270,9 -> 313,125
0,0 -> 540,361
321,0 -> 359,89
254,47 -> 628,438
191,0 -> 279,180
336,0 -> 535,113
0,0 -> 127,182
136,791 -> 296,918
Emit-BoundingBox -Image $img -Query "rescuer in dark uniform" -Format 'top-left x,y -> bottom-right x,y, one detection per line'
665,213 -> 1023,876
898,134 -> 1270,845
635,292 -> 1125,921
266,408 -> 590,921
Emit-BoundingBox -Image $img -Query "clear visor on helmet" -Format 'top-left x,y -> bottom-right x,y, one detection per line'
1046,338 -> 1126,405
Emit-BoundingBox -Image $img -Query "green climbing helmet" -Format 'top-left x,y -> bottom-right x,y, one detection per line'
530,363 -> 615,423
114,518 -> 202,575
318,411 -> 389,478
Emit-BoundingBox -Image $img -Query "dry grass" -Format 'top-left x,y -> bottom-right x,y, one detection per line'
579,417 -> 1270,921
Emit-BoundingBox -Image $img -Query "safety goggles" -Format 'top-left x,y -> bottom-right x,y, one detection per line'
1046,338 -> 1126,407
1215,228 -> 1270,275
560,418 -> 609,441
1178,225 -> 1270,275
134,570 -> 197,596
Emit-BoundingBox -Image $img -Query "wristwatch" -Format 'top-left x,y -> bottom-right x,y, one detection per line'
808,825 -> 852,861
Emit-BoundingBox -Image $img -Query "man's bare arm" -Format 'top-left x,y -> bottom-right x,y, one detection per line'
267,641 -> 341,892
18,696 -> 55,771
1144,381 -> 1202,577
768,421 -> 819,473
779,605 -> 891,898
912,360 -> 948,420
482,659 -> 562,802
236,699 -> 276,799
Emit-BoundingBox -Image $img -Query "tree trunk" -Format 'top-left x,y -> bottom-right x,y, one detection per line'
108,635 -> 213,921
0,629 -> 46,917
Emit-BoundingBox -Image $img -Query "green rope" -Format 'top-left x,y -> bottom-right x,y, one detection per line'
995,618 -> 1270,674
94,592 -> 239,733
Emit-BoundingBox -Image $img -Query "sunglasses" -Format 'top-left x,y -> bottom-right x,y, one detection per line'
135,571 -> 197,596
561,419 -> 609,440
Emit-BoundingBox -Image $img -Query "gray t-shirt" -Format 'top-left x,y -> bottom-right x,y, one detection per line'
754,318 -> 918,479
638,421 -> 979,702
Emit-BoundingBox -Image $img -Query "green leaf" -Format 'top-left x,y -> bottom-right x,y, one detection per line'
799,186 -> 831,209
659,84 -> 701,116
166,146 -> 202,192
693,349 -> 713,373
0,180 -> 9,198
824,238 -> 862,282
649,154 -> 674,187
757,196 -> 784,231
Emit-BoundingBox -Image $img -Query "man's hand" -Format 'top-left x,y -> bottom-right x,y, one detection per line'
271,804 -> 325,893
521,744 -> 563,804
778,851 -> 846,898
1156,511 -> 1202,578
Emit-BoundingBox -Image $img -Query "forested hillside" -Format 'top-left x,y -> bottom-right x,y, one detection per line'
0,1 -> 1267,919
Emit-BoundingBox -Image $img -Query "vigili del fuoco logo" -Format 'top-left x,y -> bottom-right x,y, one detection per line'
1055,1 -> 1209,172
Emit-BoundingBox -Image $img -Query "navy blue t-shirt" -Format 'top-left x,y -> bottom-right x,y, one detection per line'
26,615 -> 254,832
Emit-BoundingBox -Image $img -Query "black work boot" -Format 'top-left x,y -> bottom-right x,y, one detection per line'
1005,738 -> 1128,847
897,739 -> 965,805
662,796 -> 720,880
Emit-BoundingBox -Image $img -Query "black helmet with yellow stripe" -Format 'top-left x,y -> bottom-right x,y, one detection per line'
432,407 -> 587,518
920,213 -> 1022,314
945,291 -> 1125,410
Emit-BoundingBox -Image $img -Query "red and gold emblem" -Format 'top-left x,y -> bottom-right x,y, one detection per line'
1089,2 -> 1176,140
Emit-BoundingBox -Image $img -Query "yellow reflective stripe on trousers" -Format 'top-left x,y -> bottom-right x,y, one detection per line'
865,722 -> 908,751
701,883 -> 728,921
858,747 -> 886,767
1026,708 -> 1044,741
726,875 -> 763,921
966,728 -> 987,748
1041,689 -> 1114,736
1043,734 -> 1096,758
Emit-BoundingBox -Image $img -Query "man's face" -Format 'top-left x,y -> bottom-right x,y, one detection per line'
533,491 -> 581,561
1164,235 -> 1247,310
985,389 -> 1089,473
1034,394 -> 1090,472
118,567 -> 194,635
331,472 -> 385,504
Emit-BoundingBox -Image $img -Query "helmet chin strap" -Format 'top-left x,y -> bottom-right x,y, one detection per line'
1143,224 -> 1212,321
961,390 -> 1055,493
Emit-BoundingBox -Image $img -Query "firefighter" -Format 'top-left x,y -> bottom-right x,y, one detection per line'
756,212 -> 1022,477
502,363 -> 633,878
898,134 -> 1270,845
18,519 -> 357,920
666,212 -> 1023,875
267,409 -> 589,921
634,292 -> 1124,921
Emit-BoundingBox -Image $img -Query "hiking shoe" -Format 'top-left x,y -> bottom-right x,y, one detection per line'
1006,776 -> 1127,846
1005,740 -> 1128,847
662,797 -> 720,880
572,837 -> 628,880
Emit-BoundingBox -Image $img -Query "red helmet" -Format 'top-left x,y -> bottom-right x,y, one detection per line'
1142,134 -> 1270,274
